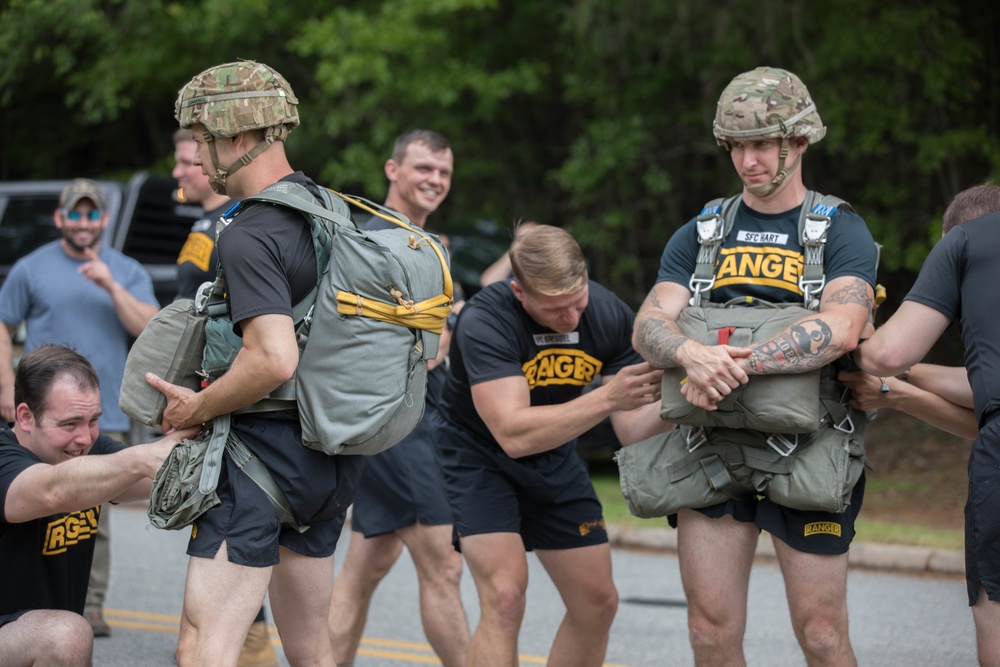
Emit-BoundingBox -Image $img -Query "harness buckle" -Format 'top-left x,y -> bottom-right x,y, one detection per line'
684,426 -> 708,453
194,281 -> 214,313
688,277 -> 715,307
832,411 -> 855,434
696,214 -> 725,246
766,433 -> 799,457
802,215 -> 831,244
798,276 -> 826,309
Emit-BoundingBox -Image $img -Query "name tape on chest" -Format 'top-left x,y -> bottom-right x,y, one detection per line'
735,229 -> 789,245
532,332 -> 580,346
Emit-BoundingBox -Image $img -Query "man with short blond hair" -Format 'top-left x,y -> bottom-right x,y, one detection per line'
434,223 -> 669,666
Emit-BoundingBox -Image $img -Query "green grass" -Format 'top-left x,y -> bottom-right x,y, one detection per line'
591,472 -> 965,551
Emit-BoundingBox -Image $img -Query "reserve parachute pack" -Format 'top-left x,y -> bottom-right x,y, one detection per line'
617,191 -> 873,516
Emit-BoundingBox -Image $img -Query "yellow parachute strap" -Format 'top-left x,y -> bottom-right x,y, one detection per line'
332,190 -> 454,301
335,291 -> 453,333
329,190 -> 454,333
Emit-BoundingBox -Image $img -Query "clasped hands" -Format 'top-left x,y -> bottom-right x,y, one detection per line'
677,342 -> 752,411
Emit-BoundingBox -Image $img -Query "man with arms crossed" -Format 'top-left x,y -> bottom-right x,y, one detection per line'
0,345 -> 193,666
633,67 -> 878,665
434,224 -> 669,666
148,61 -> 365,666
328,129 -> 470,667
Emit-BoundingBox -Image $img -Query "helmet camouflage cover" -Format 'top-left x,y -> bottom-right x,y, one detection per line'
175,60 -> 299,139
713,66 -> 826,146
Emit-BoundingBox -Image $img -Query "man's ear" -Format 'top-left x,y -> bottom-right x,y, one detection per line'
510,280 -> 525,303
384,159 -> 399,183
15,403 -> 35,432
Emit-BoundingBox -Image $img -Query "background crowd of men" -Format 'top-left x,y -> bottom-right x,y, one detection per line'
1,59 -> 998,667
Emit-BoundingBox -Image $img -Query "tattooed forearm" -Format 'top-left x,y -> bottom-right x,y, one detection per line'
634,317 -> 688,368
746,317 -> 843,374
823,277 -> 874,311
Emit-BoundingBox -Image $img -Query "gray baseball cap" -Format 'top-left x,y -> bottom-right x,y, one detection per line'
59,178 -> 107,211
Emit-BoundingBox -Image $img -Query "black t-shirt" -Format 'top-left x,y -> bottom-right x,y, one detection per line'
904,212 -> 1000,425
218,172 -> 319,328
0,428 -> 123,616
438,280 -> 641,454
176,199 -> 234,300
657,198 -> 877,304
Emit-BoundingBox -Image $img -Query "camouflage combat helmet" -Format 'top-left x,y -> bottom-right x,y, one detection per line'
713,66 -> 823,197
713,66 -> 825,146
174,60 -> 299,194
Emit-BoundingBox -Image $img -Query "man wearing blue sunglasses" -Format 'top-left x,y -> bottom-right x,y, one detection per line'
0,177 -> 159,638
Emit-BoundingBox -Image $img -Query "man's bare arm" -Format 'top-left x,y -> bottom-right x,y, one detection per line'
3,429 -> 196,524
472,362 -> 663,459
741,276 -> 874,375
906,364 -> 974,409
632,282 -> 693,369
856,301 -> 952,376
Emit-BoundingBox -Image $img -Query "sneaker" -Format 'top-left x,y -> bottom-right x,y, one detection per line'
84,610 -> 112,637
237,620 -> 278,667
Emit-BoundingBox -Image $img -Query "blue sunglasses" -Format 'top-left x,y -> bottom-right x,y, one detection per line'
62,209 -> 103,222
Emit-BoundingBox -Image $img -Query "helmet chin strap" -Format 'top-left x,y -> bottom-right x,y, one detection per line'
745,138 -> 802,198
201,127 -> 289,195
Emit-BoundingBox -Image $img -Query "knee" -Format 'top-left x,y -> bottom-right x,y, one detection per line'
795,613 -> 848,659
44,614 -> 93,666
436,550 -> 464,586
687,606 -> 743,654
575,584 -> 618,631
483,583 -> 527,632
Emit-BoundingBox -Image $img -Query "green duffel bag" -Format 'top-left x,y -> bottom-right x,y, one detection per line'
615,418 -> 869,518
120,298 -> 206,427
661,301 -> 822,434
614,427 -> 734,519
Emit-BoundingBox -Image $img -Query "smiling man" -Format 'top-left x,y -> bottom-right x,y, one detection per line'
0,177 -> 160,636
432,224 -> 670,667
0,345 -> 193,665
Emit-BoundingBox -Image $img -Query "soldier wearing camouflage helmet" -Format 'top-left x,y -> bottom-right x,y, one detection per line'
175,60 -> 300,195
633,66 -> 878,664
151,61 -> 365,667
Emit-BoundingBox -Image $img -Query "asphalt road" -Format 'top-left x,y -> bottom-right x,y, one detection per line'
94,503 -> 977,666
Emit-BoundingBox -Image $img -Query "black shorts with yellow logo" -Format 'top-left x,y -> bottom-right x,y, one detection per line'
670,473 -> 866,555
432,412 -> 608,551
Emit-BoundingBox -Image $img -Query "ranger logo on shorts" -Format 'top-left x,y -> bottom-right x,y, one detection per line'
522,348 -> 603,388
803,521 -> 842,538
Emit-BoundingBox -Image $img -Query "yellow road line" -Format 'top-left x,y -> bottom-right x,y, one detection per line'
103,608 -> 636,667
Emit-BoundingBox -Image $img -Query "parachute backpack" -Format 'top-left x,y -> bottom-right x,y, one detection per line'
200,182 -> 454,456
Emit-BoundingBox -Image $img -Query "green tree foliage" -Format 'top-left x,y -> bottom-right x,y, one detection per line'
1,0 -> 998,338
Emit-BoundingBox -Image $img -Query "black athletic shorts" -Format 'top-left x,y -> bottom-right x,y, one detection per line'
187,414 -> 364,567
431,413 -> 608,551
0,610 -> 28,628
966,418 -> 1000,605
669,472 -> 867,555
351,413 -> 453,537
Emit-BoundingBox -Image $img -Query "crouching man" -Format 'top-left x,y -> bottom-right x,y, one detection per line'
0,344 -> 195,666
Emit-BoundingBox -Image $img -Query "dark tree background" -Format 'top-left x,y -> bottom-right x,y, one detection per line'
2,0 -> 998,362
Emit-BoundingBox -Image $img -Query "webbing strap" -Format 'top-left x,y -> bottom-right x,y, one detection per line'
197,413 -> 230,495
225,432 -> 309,533
690,191 -> 847,310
